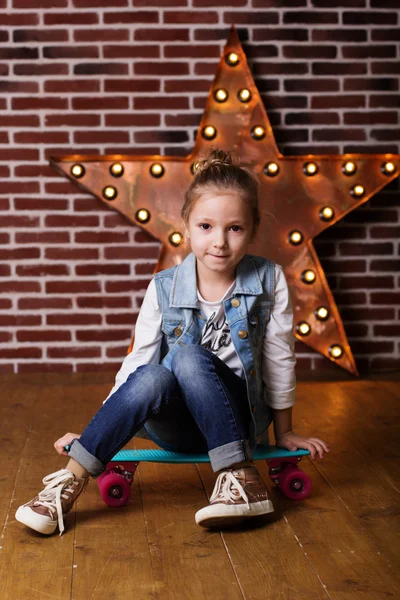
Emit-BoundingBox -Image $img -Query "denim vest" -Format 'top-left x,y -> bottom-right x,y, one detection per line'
153,252 -> 275,447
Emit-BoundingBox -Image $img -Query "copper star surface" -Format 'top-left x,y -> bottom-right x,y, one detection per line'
50,25 -> 399,375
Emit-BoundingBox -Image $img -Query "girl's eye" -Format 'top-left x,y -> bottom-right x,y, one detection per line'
199,224 -> 211,230
230,225 -> 242,232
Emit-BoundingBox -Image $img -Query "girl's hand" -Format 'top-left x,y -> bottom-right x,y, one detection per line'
54,432 -> 81,456
275,431 -> 329,460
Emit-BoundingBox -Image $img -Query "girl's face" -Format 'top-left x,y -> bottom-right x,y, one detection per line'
186,189 -> 255,281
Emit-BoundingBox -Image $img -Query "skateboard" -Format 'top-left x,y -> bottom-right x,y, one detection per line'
65,445 -> 312,508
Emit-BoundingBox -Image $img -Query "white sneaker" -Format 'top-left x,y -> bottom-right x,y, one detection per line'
195,466 -> 274,528
16,469 -> 88,536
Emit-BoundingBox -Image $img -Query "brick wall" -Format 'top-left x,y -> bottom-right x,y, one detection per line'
0,0 -> 399,375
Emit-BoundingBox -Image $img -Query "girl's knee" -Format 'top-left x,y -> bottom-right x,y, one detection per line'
171,344 -> 210,376
127,363 -> 178,396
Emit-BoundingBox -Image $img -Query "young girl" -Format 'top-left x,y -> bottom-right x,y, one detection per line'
16,148 -> 329,536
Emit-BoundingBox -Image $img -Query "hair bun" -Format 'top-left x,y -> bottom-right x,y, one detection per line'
194,148 -> 236,175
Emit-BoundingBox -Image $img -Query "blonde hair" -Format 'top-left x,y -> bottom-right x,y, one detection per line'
181,148 -> 260,238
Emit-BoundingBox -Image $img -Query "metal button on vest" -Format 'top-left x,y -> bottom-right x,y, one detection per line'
250,369 -> 256,377
174,326 -> 182,337
238,329 -> 248,339
231,298 -> 240,308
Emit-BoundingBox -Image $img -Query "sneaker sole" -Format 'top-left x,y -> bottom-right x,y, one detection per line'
195,499 -> 274,528
15,506 -> 57,536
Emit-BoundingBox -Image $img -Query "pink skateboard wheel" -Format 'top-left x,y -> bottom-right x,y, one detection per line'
98,472 -> 131,507
280,464 -> 312,500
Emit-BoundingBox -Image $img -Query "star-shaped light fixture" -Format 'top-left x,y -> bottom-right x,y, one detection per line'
49,26 -> 399,375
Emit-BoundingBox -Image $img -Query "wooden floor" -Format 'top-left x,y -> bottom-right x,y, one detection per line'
0,372 -> 399,600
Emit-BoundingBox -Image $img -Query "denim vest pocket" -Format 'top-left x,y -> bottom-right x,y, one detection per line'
161,320 -> 183,336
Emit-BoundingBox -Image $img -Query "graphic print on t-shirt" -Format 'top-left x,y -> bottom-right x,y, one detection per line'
201,311 -> 232,354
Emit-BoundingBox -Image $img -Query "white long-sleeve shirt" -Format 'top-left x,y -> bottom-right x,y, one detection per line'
105,264 -> 296,409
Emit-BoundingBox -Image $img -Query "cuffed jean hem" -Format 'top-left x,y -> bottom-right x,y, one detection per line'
68,439 -> 105,478
208,439 -> 253,473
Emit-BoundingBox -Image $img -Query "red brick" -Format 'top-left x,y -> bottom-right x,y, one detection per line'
16,265 -> 69,277
105,114 -> 161,127
72,0 -> 128,6
312,95 -> 365,109
75,264 -> 131,276
17,330 -> 71,342
76,296 -> 132,308
0,81 -> 38,94
253,27 -> 308,41
341,307 -> 395,320
343,11 -> 396,25
74,28 -> 130,42
0,215 -> 40,228
104,79 -> 160,93
45,215 -> 99,228
47,346 -> 102,358
0,281 -> 41,293
18,297 -> 72,310
106,280 -> 151,293
164,10 -> 218,23
73,131 -> 130,144
371,128 -> 400,141
339,242 -> 393,256
43,46 -> 99,59
16,232 -> 70,244
76,329 -> 131,342
343,45 -> 397,59
344,78 -> 399,92
15,165 -> 57,178
134,0 -> 187,5
44,12 -> 99,25
323,260 -> 367,273
344,111 -> 398,125
374,325 -> 400,336
312,62 -> 367,76
0,364 -> 14,373
339,276 -> 394,290
106,313 -> 138,325
12,97 -> 68,110
0,63 -> 9,75
283,44 -> 337,59
370,292 -> 400,305
74,63 -> 129,75
0,48 -> 39,60
75,231 -> 130,244
103,45 -> 159,59
134,96 -> 189,110
313,128 -> 365,142
1,13 -> 39,26
312,28 -> 366,42
0,347 -> 41,359
14,198 -> 68,211
45,248 -> 99,260
0,115 -> 40,127
104,246 -> 159,260
44,80 -> 100,94
370,259 -> 400,271
135,61 -> 189,76
15,0 -> 67,6
370,226 -> 400,238
135,27 -> 189,41
106,346 -> 129,358
45,281 -> 101,294
103,11 -> 158,24
1,182 -> 42,195
284,11 -> 337,24
0,231 -> 10,243
351,341 -> 394,353
14,63 -> 69,76
0,299 -> 12,309
72,97 -> 129,111
0,265 -> 11,276
0,314 -> 42,327
0,166 -> 9,178
45,113 -> 101,127
135,130 -> 189,144
371,62 -> 400,75
47,314 -> 102,326
13,28 -> 69,43
14,131 -> 69,144
0,148 -> 39,161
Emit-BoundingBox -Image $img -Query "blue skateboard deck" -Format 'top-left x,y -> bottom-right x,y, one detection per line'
110,445 -> 310,464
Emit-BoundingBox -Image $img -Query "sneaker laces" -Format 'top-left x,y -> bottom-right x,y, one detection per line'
210,471 -> 250,509
33,469 -> 78,536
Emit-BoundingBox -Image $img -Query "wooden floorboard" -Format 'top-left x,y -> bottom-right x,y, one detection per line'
0,373 -> 398,599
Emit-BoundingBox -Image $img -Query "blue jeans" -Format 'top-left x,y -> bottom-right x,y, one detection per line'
68,345 -> 254,475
